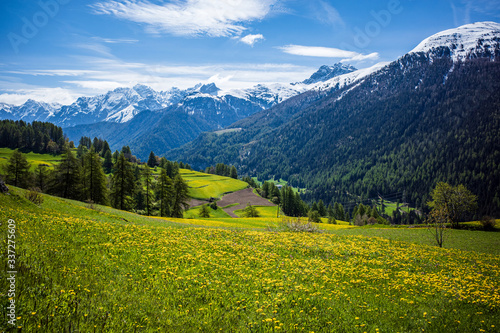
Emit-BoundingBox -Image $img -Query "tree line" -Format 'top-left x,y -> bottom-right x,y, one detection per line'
0,120 -> 66,154
204,163 -> 238,179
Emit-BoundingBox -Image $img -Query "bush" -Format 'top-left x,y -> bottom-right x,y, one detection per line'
308,210 -> 321,223
327,215 -> 337,224
199,204 -> 211,218
353,214 -> 369,226
480,216 -> 496,231
270,217 -> 322,233
242,203 -> 260,217
25,187 -> 43,205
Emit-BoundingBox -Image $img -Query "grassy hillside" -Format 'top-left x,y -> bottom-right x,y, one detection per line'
0,147 -> 62,170
1,188 -> 499,332
180,169 -> 249,200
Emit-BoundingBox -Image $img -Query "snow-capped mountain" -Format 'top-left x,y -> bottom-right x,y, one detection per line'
0,63 -> 361,128
411,21 -> 500,62
167,22 -> 500,214
302,64 -> 357,85
0,99 -> 61,122
48,84 -> 188,127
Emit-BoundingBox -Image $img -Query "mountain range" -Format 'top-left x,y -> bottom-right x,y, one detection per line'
0,63 -> 362,157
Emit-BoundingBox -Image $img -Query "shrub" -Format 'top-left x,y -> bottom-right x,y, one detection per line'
199,204 -> 211,218
354,214 -> 369,226
25,187 -> 43,205
270,217 -> 322,233
327,215 -> 337,224
480,216 -> 496,231
242,203 -> 260,217
308,210 -> 321,223
85,200 -> 102,212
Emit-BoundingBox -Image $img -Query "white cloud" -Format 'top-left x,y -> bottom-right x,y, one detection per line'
279,45 -> 379,62
91,0 -> 277,37
310,1 -> 344,26
240,34 -> 265,46
0,88 -> 80,105
1,57 -> 316,104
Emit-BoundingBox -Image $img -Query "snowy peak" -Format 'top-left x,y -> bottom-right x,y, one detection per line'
133,84 -> 156,98
198,83 -> 220,96
411,21 -> 500,62
302,63 -> 357,84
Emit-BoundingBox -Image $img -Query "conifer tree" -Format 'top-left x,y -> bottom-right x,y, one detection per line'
147,151 -> 157,168
110,152 -> 135,210
142,166 -> 154,216
318,199 -> 326,217
171,174 -> 190,218
50,147 -> 82,200
230,166 -> 238,179
157,168 -> 173,217
198,204 -> 211,218
34,164 -> 50,192
83,147 -> 108,205
103,150 -> 113,174
3,149 -> 31,188
101,140 -> 111,157
327,204 -> 334,219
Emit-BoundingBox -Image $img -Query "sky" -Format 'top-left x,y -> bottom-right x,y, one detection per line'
1,0 -> 499,105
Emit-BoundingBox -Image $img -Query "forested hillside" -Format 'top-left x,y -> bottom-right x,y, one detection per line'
168,56 -> 500,215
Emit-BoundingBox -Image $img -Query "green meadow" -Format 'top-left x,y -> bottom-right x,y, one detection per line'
0,147 -> 62,171
1,187 -> 499,332
180,169 -> 249,200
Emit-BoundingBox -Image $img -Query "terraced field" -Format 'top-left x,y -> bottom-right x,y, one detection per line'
180,169 -> 248,200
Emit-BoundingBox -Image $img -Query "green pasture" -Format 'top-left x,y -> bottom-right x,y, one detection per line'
0,147 -> 62,171
180,169 -> 248,199
1,187 -> 499,333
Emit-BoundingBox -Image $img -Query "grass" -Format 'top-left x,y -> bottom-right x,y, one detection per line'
184,206 -> 232,219
234,205 -> 280,218
0,147 -> 62,171
329,226 -> 500,255
378,200 -> 416,216
180,169 -> 248,200
1,187 -> 499,332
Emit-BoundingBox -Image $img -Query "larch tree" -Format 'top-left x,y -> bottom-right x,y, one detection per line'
34,164 -> 50,192
157,168 -> 173,217
83,147 -> 109,205
142,165 -> 154,216
50,147 -> 82,200
110,152 -> 135,211
171,174 -> 190,218
4,149 -> 31,188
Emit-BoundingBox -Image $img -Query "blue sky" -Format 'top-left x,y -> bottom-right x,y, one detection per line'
1,0 -> 499,105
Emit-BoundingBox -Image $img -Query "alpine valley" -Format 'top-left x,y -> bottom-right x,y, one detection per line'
2,22 -> 500,214
167,22 -> 500,215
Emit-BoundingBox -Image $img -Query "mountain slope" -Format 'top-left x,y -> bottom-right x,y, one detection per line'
168,22 -> 500,215
59,64 -> 358,159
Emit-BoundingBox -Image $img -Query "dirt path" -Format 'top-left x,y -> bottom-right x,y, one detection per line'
188,198 -> 209,209
218,188 -> 276,218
